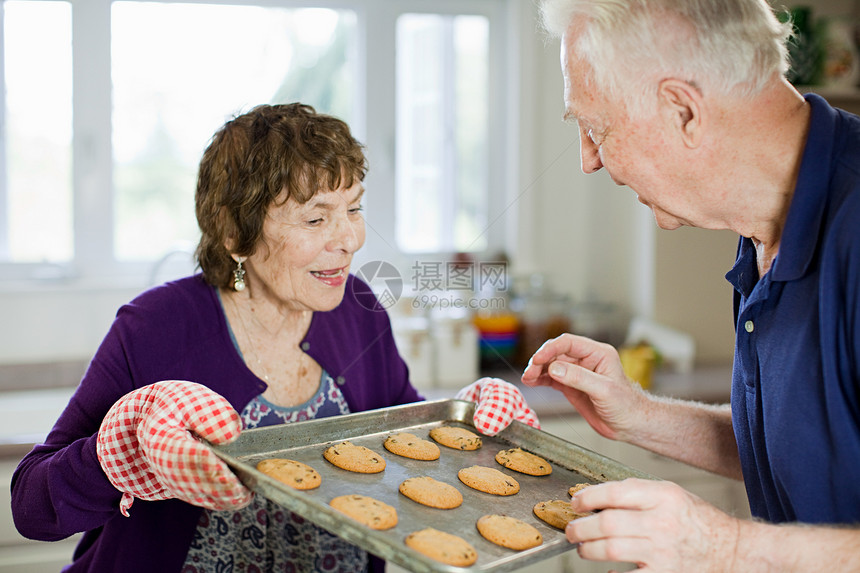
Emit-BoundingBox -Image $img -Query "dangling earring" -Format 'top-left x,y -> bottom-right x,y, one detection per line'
232,256 -> 247,292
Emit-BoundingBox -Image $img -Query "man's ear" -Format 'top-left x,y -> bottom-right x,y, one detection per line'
658,79 -> 705,148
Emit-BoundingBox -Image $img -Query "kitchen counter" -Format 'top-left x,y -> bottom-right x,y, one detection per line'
0,364 -> 736,573
417,363 -> 733,419
0,387 -> 76,459
0,365 -> 733,460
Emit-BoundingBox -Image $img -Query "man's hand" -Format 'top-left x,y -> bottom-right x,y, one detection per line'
521,333 -> 648,442
567,478 -> 740,572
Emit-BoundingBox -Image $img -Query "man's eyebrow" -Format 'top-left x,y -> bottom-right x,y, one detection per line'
562,109 -> 580,124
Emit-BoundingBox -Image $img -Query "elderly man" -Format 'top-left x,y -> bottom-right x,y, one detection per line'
522,0 -> 860,570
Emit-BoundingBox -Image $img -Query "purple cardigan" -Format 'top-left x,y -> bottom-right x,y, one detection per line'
11,274 -> 423,572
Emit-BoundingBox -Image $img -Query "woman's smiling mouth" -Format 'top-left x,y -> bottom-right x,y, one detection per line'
310,267 -> 348,286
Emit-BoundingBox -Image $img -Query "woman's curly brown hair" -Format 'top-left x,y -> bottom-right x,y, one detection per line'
195,103 -> 367,288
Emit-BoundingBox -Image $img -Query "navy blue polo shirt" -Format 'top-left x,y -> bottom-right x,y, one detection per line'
727,94 -> 860,525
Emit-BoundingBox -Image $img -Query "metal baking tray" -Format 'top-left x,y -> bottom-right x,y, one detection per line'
212,399 -> 653,573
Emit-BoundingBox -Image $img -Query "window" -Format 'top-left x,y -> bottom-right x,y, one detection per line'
395,13 -> 489,253
111,3 -> 356,261
2,1 -> 73,264
0,0 -> 509,284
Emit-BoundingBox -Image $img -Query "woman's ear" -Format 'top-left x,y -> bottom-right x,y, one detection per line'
658,79 -> 705,148
219,205 -> 238,256
223,237 -> 238,258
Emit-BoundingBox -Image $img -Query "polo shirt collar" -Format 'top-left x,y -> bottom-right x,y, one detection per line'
770,93 -> 836,282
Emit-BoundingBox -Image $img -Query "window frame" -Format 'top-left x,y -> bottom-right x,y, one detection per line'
360,0 -> 510,275
0,0 -> 512,286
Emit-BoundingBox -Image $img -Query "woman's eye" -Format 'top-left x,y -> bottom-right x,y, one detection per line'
349,205 -> 364,215
307,217 -> 323,225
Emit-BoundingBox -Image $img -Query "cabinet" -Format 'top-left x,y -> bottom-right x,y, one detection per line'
533,416 -> 749,573
387,553 -> 576,573
791,0 -> 860,114
388,413 -> 750,573
386,549 -> 581,573
0,460 -> 79,573
540,418 -> 750,518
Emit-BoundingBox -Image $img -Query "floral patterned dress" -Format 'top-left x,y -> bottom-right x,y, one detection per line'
181,372 -> 368,573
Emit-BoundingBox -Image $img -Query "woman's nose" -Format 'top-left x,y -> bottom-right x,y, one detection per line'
329,214 -> 363,253
579,125 -> 603,174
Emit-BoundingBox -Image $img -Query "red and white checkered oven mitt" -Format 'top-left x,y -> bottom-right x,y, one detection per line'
455,377 -> 540,436
96,380 -> 253,517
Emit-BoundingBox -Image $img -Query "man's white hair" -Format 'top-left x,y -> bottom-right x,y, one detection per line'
540,0 -> 792,116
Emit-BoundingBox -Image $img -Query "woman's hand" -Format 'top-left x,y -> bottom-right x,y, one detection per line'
521,333 -> 647,441
567,478 -> 740,572
455,377 -> 540,436
97,380 -> 253,516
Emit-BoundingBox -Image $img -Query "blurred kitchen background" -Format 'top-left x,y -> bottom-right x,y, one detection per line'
1,0 -> 859,571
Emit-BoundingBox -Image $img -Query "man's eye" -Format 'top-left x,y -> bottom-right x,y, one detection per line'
307,218 -> 323,225
587,128 -> 599,145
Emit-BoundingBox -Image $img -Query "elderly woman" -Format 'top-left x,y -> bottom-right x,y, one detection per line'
11,103 -> 536,573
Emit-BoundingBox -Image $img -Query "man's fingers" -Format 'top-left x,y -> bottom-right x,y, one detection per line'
541,359 -> 621,407
567,507 -> 651,542
571,478 -> 665,514
528,333 -> 583,363
574,534 -> 653,566
566,481 -> 673,564
530,334 -> 614,368
523,334 -> 623,386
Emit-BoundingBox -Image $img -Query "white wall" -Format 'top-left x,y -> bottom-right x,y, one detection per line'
0,0 -> 738,370
508,0 -> 646,314
506,0 -> 735,363
0,283 -> 140,364
510,2 -> 653,324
